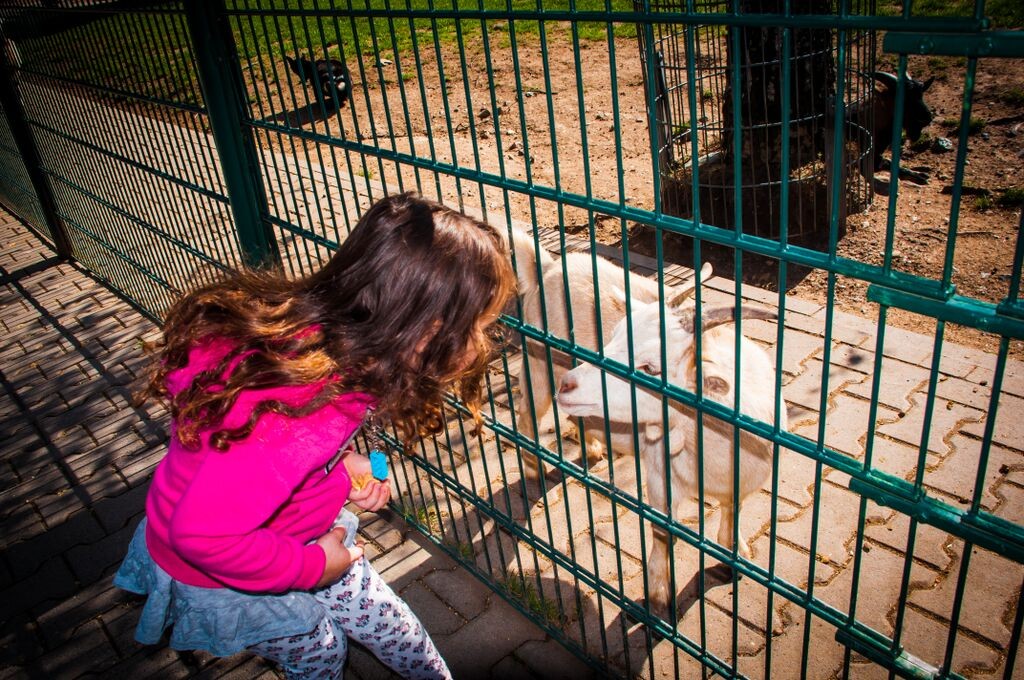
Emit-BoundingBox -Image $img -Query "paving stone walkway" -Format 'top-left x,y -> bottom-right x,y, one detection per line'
4,199 -> 1024,678
2,82 -> 1023,678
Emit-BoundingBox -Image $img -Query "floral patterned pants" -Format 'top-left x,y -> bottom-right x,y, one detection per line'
248,512 -> 451,679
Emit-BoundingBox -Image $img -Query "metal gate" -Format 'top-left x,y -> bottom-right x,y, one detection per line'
1,1 -> 1021,677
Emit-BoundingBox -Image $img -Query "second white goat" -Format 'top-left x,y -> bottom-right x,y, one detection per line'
556,285 -> 785,614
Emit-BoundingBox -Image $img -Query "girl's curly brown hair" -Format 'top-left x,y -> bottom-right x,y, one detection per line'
137,192 -> 516,451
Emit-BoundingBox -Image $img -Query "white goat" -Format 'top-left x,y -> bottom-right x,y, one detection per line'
556,287 -> 785,614
507,228 -> 710,481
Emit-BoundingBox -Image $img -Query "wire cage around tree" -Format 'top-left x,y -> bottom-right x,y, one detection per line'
633,0 -> 876,286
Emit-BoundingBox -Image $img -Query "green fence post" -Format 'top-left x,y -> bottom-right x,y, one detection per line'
183,0 -> 280,269
0,40 -> 73,259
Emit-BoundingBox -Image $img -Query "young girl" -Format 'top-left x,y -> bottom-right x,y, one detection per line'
114,192 -> 515,678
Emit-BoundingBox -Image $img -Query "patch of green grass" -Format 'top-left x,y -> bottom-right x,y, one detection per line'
940,117 -> 987,136
21,0 -> 637,110
909,131 -> 933,152
672,122 -> 693,137
398,502 -> 442,533
19,9 -> 199,106
1001,88 -> 1024,108
446,540 -> 475,562
973,196 -> 993,211
500,569 -> 564,629
923,56 -> 958,81
878,0 -> 1023,26
996,188 -> 1024,208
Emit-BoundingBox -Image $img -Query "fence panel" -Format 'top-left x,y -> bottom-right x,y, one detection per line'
0,100 -> 48,242
0,1 -> 253,316
1,1 -> 1022,678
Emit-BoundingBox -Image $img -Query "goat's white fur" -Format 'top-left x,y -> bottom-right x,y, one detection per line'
508,230 -> 654,478
556,289 -> 785,613
507,228 -> 708,480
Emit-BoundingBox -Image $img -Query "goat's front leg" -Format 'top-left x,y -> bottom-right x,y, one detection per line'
716,498 -> 751,561
517,363 -> 552,483
879,157 -> 930,185
641,451 -> 673,616
580,418 -> 608,467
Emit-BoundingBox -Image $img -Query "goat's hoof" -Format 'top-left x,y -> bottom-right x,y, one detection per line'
583,443 -> 606,466
645,590 -> 673,620
521,459 -> 562,491
521,460 -> 543,484
632,598 -> 672,632
720,563 -> 745,582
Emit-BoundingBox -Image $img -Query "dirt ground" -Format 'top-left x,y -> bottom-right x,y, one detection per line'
266,29 -> 1024,355
794,53 -> 1024,357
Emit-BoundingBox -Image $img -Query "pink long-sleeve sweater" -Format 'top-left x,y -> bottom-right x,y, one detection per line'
144,337 -> 375,593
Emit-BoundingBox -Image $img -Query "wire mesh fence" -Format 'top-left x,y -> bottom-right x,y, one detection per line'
634,0 -> 878,284
1,1 -> 1022,678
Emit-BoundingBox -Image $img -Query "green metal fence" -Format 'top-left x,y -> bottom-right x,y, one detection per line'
1,0 -> 1022,677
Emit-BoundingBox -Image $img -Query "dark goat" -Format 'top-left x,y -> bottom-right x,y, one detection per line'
284,55 -> 351,109
851,71 -> 935,187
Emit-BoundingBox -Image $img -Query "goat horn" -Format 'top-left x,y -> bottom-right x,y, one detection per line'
667,262 -> 714,308
678,304 -> 778,333
871,71 -> 899,89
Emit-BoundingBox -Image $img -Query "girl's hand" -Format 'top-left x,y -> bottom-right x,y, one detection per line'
349,478 -> 391,512
314,526 -> 363,588
343,450 -> 392,512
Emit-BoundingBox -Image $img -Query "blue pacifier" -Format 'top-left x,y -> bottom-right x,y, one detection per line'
369,449 -> 389,481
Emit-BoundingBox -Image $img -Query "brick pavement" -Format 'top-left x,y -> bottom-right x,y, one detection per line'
2,201 -> 1023,678
0,212 -> 590,679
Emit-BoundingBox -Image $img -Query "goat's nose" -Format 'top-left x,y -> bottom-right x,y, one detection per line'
559,374 -> 577,394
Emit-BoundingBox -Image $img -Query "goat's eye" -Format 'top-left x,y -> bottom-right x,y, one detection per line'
638,362 -> 661,376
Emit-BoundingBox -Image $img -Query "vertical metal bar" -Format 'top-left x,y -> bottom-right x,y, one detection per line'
376,0 -> 424,197
265,8 -> 323,260
0,44 -> 73,258
402,0 -> 443,202
800,16 -> 849,677
449,0 -> 486,213
183,0 -> 279,269
603,9 -> 640,670
679,9 -> 709,666
234,8 -> 296,271
765,1 -> 793,673
938,334 -> 1011,673
1005,584 -> 1024,680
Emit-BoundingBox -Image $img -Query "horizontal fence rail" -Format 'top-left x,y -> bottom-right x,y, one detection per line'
1,0 -> 1022,678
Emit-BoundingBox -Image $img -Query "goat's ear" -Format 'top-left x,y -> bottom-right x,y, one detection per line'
703,375 -> 731,397
609,286 -> 628,313
921,76 -> 935,91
